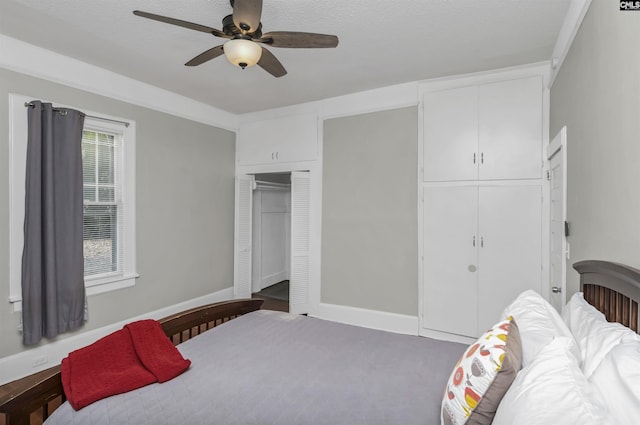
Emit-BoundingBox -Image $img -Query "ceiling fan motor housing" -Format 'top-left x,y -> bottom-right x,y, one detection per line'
222,14 -> 262,38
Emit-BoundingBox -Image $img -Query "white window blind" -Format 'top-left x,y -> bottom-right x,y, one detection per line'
82,126 -> 123,279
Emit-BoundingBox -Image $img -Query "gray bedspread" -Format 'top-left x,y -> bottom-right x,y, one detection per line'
46,310 -> 465,425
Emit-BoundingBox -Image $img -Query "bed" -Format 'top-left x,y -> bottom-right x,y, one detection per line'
1,260 -> 639,425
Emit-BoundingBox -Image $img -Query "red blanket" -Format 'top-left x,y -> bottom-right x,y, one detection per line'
61,319 -> 191,410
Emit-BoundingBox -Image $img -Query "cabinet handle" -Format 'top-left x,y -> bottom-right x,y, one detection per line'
480,237 -> 484,248
481,152 -> 484,164
271,152 -> 274,160
473,153 -> 476,164
472,236 -> 476,247
276,152 -> 279,160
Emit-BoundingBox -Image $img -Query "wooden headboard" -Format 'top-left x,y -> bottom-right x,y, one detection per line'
573,260 -> 640,333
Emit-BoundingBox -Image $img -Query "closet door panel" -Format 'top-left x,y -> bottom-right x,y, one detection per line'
290,171 -> 311,315
234,175 -> 254,299
424,86 -> 478,182
423,186 -> 478,337
477,185 -> 542,332
478,76 -> 543,180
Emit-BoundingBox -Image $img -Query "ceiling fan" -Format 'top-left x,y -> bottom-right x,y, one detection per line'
133,0 -> 339,78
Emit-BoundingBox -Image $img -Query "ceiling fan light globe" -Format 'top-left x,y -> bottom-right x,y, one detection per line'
224,39 -> 262,68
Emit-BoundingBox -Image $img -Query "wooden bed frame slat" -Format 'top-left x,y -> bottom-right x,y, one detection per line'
0,298 -> 263,425
617,292 -> 624,323
574,260 -> 640,334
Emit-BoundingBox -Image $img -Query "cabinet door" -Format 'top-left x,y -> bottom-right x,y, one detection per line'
423,86 -> 478,182
423,186 -> 479,337
477,185 -> 542,332
238,114 -> 318,165
478,77 -> 543,180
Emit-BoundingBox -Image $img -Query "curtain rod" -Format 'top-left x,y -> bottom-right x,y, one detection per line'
24,102 -> 130,128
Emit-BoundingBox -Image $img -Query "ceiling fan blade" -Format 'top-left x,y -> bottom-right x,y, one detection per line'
133,10 -> 229,38
232,0 -> 263,33
257,47 -> 287,78
185,45 -> 225,66
259,31 -> 339,48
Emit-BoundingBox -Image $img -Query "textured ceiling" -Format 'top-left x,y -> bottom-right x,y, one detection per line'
0,0 -> 571,114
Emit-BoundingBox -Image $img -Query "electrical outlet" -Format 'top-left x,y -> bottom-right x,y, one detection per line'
32,355 -> 48,367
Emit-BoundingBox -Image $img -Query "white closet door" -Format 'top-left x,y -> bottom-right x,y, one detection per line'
477,185 -> 542,332
290,171 -> 311,315
234,175 -> 255,299
423,186 -> 479,337
424,85 -> 479,182
548,127 -> 567,312
251,190 -> 262,293
478,76 -> 543,180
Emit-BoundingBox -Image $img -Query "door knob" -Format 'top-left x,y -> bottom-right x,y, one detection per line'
551,286 -> 562,293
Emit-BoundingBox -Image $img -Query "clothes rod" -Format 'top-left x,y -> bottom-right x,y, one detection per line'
24,102 -> 130,128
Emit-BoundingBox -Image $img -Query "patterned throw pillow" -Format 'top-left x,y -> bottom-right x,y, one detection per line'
441,317 -> 522,425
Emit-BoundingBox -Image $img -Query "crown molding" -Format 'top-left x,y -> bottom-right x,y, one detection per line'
548,0 -> 592,87
0,34 -> 239,131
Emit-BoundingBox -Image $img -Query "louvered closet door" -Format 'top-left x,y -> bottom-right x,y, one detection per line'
290,171 -> 311,315
423,185 -> 479,337
234,175 -> 254,299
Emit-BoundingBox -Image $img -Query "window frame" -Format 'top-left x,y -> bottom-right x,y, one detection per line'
81,118 -> 137,290
8,94 -> 138,312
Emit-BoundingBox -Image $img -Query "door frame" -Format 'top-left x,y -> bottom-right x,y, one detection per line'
234,160 -> 322,316
252,181 -> 291,294
546,126 -> 568,310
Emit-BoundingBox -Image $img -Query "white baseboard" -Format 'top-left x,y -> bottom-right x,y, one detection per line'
0,286 -> 234,385
261,271 -> 288,290
316,303 -> 419,336
419,328 -> 476,345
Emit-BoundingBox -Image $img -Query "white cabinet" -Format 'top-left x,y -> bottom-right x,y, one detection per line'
421,72 -> 546,340
423,184 -> 542,338
423,186 -> 478,337
423,76 -> 542,182
424,86 -> 478,182
237,113 -> 318,165
476,185 -> 542,331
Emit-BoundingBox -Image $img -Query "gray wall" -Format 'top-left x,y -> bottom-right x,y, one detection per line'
322,107 -> 418,316
550,1 -> 640,296
0,68 -> 236,358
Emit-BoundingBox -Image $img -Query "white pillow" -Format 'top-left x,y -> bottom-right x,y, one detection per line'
590,341 -> 640,425
502,290 -> 579,366
492,337 -> 613,425
563,292 -> 640,377
562,291 -> 606,323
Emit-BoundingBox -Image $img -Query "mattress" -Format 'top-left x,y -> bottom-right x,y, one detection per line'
45,310 -> 466,425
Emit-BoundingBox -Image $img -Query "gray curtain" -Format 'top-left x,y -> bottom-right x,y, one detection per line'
22,100 -> 86,345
